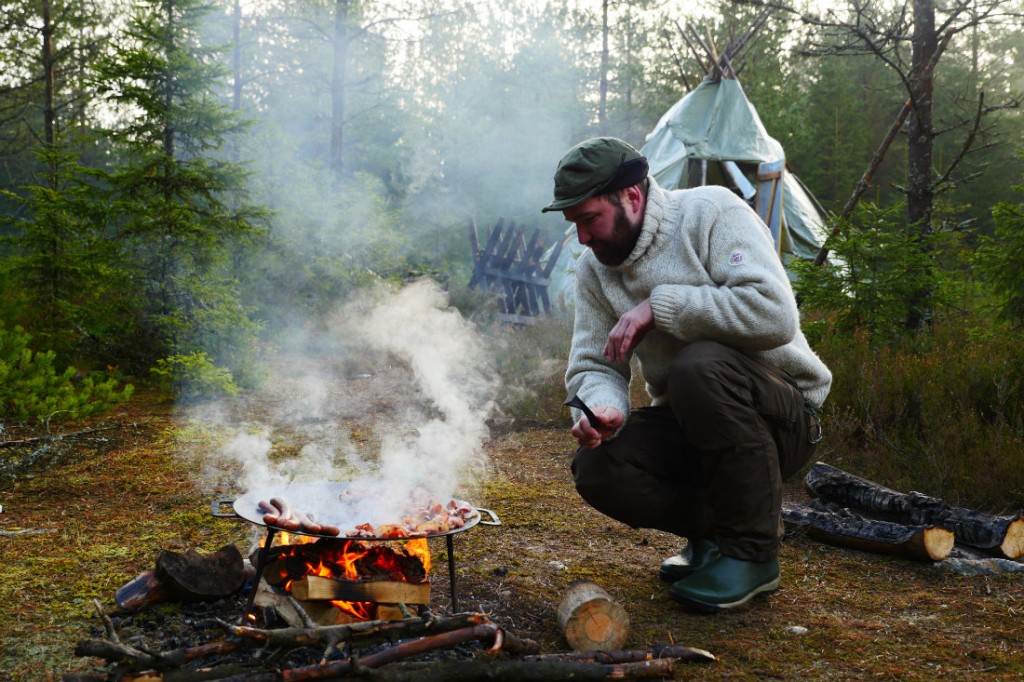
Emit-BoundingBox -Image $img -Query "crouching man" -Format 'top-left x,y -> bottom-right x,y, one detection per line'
543,137 -> 831,611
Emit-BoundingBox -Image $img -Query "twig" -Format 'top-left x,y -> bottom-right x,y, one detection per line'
0,424 -> 121,449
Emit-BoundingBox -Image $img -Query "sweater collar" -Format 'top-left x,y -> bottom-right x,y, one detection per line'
610,176 -> 669,271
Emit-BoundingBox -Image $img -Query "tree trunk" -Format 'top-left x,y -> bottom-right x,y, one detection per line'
330,0 -> 351,177
904,0 -> 937,330
598,0 -> 609,132
556,580 -> 629,652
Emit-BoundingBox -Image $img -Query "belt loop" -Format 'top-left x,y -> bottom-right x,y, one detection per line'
803,399 -> 823,444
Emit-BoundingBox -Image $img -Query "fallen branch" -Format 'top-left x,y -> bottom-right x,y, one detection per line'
0,424 -> 121,449
804,462 -> 1024,559
525,643 -> 716,664
223,611 -> 495,650
274,654 -> 675,681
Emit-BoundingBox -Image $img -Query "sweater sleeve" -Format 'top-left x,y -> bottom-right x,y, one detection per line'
564,259 -> 632,419
648,199 -> 799,350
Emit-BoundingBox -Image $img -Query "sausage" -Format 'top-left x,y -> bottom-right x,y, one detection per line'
257,499 -> 280,514
295,511 -> 323,535
318,524 -> 341,536
269,497 -> 300,531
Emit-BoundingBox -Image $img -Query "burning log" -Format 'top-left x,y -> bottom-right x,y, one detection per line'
259,538 -> 428,586
783,499 -> 955,561
804,462 -> 1024,559
291,575 -> 430,604
556,580 -> 630,652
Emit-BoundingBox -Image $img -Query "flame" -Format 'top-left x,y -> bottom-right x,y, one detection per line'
266,534 -> 430,622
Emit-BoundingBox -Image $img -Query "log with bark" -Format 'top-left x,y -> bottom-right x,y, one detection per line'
556,580 -> 630,652
783,499 -> 955,561
803,462 -> 1024,559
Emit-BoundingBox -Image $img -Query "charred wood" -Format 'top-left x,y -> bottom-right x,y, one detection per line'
783,499 -> 954,561
156,545 -> 247,602
804,462 -> 1024,559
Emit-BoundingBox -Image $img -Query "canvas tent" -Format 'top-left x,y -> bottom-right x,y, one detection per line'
641,76 -> 829,274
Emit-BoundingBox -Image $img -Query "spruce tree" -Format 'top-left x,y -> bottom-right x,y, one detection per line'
93,0 -> 268,392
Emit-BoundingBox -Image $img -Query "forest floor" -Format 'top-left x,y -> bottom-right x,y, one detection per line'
3,384 -> 1024,681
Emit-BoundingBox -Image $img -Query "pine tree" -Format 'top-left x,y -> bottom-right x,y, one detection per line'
93,0 -> 269,391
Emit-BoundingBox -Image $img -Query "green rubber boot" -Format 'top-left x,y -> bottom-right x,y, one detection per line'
658,538 -> 720,582
670,554 -> 780,611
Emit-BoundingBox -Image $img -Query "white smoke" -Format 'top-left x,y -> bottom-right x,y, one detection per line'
196,278 -> 498,530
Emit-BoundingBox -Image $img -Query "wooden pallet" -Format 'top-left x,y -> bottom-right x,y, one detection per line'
469,218 -> 563,323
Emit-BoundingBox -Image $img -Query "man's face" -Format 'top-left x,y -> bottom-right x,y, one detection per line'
563,193 -> 642,266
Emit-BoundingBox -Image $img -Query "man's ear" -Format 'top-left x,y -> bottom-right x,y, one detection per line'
622,185 -> 644,215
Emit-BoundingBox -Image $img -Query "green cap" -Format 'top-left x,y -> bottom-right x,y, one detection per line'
542,137 -> 649,213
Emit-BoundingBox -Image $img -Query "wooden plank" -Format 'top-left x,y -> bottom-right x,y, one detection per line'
291,576 -> 430,604
468,218 -> 505,289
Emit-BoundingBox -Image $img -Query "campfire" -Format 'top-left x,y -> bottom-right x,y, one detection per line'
253,533 -> 432,624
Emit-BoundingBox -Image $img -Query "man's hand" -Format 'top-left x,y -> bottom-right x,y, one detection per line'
604,298 -> 654,363
570,406 -> 625,449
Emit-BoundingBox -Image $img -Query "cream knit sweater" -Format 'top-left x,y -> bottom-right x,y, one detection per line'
566,179 -> 832,419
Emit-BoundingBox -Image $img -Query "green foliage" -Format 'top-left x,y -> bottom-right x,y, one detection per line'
0,324 -> 133,423
0,142 -> 132,362
794,202 -> 964,342
91,0 -> 269,384
974,181 -> 1024,325
811,317 -> 1024,510
150,351 -> 238,401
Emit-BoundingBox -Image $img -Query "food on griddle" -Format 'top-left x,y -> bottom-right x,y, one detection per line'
344,499 -> 475,538
256,494 -> 475,538
257,498 -> 339,535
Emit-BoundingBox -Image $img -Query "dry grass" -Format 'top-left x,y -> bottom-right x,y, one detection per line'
2,395 -> 1024,680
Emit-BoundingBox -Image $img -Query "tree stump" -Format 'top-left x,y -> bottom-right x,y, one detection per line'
556,580 -> 629,652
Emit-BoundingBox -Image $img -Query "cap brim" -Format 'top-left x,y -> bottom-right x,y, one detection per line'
541,190 -> 597,213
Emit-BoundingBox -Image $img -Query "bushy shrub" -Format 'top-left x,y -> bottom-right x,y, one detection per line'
808,315 -> 1024,511
150,351 -> 238,401
974,185 -> 1024,325
793,202 -> 964,342
0,324 -> 133,423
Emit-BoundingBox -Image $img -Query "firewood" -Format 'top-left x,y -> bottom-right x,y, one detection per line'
526,644 -> 716,664
291,575 -> 429,604
115,570 -> 167,611
804,462 -> 1024,559
556,580 -> 630,651
783,500 -> 955,561
155,544 -> 246,601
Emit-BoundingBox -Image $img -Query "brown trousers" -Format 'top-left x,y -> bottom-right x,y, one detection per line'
571,341 -> 818,562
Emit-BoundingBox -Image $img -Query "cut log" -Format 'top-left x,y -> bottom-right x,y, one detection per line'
556,580 -> 630,652
804,462 -> 1024,559
783,500 -> 955,561
115,570 -> 167,611
290,575 -> 430,604
155,544 -> 246,602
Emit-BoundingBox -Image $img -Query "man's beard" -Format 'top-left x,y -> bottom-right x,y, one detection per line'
590,202 -> 641,266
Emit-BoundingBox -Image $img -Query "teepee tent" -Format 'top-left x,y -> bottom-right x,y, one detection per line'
641,76 -> 828,275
